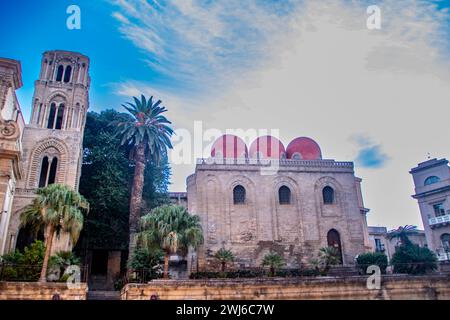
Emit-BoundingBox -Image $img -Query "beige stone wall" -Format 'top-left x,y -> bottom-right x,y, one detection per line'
0,282 -> 87,300
187,160 -> 370,270
121,275 -> 450,300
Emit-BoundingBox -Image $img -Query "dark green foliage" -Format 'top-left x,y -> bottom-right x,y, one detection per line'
391,242 -> 438,275
48,251 -> 81,281
75,110 -> 171,252
129,248 -> 163,270
0,241 -> 45,281
0,242 -> 82,282
356,252 -> 388,274
128,248 -> 163,281
189,269 -> 320,279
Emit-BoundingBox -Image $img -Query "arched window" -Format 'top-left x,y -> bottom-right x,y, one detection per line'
47,103 -> 57,129
36,103 -> 42,125
38,156 -> 58,187
233,185 -> 246,204
292,152 -> 301,160
323,186 -> 334,204
63,65 -> 72,83
38,157 -> 49,187
279,186 -> 291,204
56,65 -> 64,82
48,158 -> 58,185
55,104 -> 65,129
424,176 -> 440,186
441,234 -> 450,249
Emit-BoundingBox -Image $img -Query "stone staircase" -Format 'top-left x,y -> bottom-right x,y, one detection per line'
327,265 -> 359,277
87,290 -> 121,300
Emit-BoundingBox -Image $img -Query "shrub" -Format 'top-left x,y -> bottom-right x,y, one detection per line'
214,248 -> 235,272
48,251 -> 81,282
356,252 -> 388,274
128,248 -> 163,281
261,252 -> 285,277
0,241 -> 45,281
391,243 -> 438,275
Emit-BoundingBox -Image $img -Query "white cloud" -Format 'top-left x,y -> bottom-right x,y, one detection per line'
110,0 -> 450,230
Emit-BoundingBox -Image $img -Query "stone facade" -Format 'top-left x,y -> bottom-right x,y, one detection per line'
410,158 -> 450,262
186,136 -> 371,271
4,50 -> 90,253
0,58 -> 24,255
121,275 -> 450,300
0,282 -> 87,300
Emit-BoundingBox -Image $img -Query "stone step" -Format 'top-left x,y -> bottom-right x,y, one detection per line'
87,290 -> 121,300
327,266 -> 359,276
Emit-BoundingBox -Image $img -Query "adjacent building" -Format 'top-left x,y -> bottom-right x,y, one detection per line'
410,158 -> 450,262
186,135 -> 371,271
0,58 -> 25,255
368,226 -> 427,262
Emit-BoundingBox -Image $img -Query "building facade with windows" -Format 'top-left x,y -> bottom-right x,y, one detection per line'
186,135 -> 371,271
410,158 -> 450,262
4,50 -> 90,253
0,58 -> 25,255
368,226 -> 427,262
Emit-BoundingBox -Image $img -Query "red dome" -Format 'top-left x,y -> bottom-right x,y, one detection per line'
249,136 -> 285,159
211,135 -> 248,158
286,137 -> 322,160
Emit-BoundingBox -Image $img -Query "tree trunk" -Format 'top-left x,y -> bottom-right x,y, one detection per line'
127,143 -> 146,263
270,267 -> 274,277
39,225 -> 55,283
221,262 -> 226,272
163,253 -> 170,279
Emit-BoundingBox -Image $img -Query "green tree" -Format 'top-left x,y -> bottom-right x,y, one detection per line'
76,110 -> 171,254
214,248 -> 235,272
114,95 -> 174,261
390,235 -> 438,275
136,205 -> 203,279
20,184 -> 89,282
128,248 -> 163,281
356,252 -> 388,274
261,252 -> 285,277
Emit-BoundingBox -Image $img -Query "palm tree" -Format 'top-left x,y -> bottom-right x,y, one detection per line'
214,248 -> 235,272
317,247 -> 341,273
261,252 -> 285,277
20,184 -> 89,282
387,225 -> 417,247
136,205 -> 203,279
115,95 -> 174,261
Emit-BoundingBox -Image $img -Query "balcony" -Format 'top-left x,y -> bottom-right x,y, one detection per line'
429,214 -> 450,228
436,247 -> 450,262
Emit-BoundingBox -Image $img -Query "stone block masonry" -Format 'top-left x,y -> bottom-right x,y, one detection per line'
0,282 -> 88,300
121,275 -> 450,300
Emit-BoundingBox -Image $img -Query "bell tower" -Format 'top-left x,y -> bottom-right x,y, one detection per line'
5,50 -> 90,253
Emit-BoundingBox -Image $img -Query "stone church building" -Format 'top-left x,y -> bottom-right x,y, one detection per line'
0,49 -> 372,277
3,50 -> 90,253
185,135 -> 372,271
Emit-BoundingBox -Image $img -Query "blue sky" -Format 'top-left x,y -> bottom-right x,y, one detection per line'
1,0 -> 450,229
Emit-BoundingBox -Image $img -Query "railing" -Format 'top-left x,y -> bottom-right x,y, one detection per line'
436,247 -> 450,262
429,214 -> 450,227
0,263 -> 89,283
196,158 -> 353,168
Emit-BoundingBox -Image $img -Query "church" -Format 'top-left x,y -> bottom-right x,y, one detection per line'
1,50 -> 90,254
0,50 -> 372,274
185,134 -> 372,271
